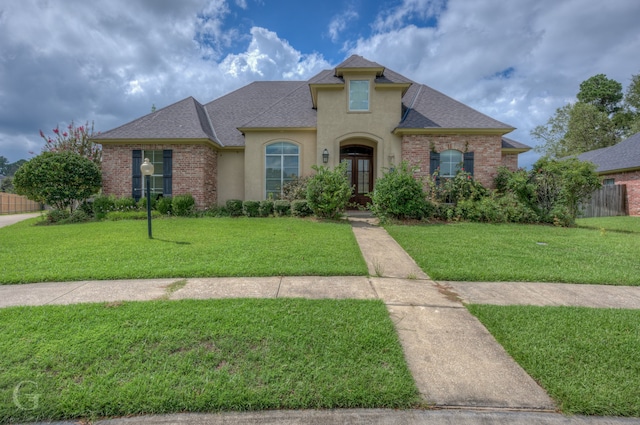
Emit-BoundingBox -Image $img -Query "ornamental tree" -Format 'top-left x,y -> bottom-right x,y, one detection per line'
14,151 -> 101,212
40,121 -> 101,165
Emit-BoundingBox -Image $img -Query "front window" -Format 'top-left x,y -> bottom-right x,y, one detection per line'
349,80 -> 369,111
440,150 -> 463,178
266,142 -> 299,199
603,178 -> 615,186
142,150 -> 164,197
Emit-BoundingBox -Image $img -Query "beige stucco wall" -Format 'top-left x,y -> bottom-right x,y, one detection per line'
243,131 -> 317,200
316,73 -> 405,180
216,149 -> 245,204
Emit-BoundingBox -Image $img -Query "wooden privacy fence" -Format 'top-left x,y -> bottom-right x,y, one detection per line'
580,184 -> 627,218
0,193 -> 42,214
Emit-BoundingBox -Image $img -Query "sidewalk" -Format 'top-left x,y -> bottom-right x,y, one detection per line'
3,213 -> 640,424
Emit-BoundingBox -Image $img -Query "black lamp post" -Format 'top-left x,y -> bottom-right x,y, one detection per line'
140,158 -> 154,239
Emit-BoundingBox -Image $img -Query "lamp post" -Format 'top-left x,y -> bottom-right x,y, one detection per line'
140,158 -> 154,239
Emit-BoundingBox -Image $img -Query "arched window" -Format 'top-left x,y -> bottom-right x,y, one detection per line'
440,149 -> 463,178
265,142 -> 299,199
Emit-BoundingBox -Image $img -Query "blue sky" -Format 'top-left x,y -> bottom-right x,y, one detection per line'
1,0 -> 639,168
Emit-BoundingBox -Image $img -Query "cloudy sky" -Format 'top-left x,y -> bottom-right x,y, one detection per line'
1,0 -> 639,168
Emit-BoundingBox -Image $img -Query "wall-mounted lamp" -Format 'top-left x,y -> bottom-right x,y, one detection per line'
322,148 -> 329,164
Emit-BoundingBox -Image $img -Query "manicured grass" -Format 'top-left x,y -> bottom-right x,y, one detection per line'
386,222 -> 640,285
0,217 -> 367,284
467,305 -> 640,416
0,298 -> 420,423
576,216 -> 640,233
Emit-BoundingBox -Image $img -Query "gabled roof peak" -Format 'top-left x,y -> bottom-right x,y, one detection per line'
335,54 -> 385,77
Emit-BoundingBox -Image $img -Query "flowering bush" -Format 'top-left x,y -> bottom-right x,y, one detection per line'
40,121 -> 101,165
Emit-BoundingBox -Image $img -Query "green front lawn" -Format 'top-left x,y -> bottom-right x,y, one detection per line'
576,216 -> 640,233
468,305 -> 640,416
0,217 -> 367,284
0,298 -> 420,423
386,220 -> 640,285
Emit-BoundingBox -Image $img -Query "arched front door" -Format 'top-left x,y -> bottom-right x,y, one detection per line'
340,145 -> 373,206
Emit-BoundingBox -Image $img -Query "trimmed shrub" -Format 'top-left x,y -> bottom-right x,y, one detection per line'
243,200 -> 260,217
46,209 -> 70,224
282,176 -> 309,201
291,199 -> 313,217
92,194 -> 116,220
306,163 -> 352,219
226,199 -> 244,217
259,200 -> 274,217
172,194 -> 196,217
137,196 -> 157,212
156,196 -> 173,215
204,205 -> 230,217
274,200 -> 291,216
106,210 -> 162,221
114,196 -> 138,212
66,209 -> 91,224
370,161 -> 432,221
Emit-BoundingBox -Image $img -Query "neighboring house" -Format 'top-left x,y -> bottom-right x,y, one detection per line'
577,132 -> 640,216
94,55 -> 530,208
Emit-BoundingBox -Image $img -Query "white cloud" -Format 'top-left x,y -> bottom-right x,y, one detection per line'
349,0 -> 640,167
373,0 -> 446,31
328,9 -> 359,43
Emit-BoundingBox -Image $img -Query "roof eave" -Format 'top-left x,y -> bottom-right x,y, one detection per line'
238,127 -> 317,134
309,83 -> 344,108
393,127 -> 515,136
502,148 -> 531,154
336,67 -> 385,77
597,166 -> 640,175
94,137 -> 223,148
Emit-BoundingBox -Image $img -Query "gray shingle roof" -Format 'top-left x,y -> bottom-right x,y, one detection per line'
398,83 -> 514,130
94,97 -> 218,143
96,55 -> 519,148
502,136 -> 531,151
205,81 -> 304,146
577,132 -> 640,172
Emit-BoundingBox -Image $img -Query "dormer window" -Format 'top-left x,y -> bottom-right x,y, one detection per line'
349,80 -> 369,111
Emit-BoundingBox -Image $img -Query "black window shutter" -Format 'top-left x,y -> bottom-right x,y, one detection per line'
463,152 -> 474,176
132,150 -> 142,201
163,150 -> 172,196
429,152 -> 440,175
429,151 -> 440,184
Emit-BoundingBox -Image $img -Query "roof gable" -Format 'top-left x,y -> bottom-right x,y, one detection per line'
94,97 -> 217,143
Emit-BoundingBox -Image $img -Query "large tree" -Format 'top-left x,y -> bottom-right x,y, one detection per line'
533,72 -> 640,158
576,74 -> 623,115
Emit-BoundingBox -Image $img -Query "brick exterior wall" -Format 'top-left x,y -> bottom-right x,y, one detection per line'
101,143 -> 218,209
401,134 -> 503,188
501,153 -> 519,171
602,170 -> 640,216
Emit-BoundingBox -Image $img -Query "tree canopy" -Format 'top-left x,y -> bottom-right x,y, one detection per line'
533,72 -> 640,158
13,151 -> 101,211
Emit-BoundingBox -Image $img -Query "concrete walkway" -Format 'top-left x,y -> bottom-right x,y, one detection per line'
0,212 -> 41,228
3,213 -> 640,424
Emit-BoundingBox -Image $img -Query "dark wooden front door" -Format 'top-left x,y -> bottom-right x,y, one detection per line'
340,145 -> 374,206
